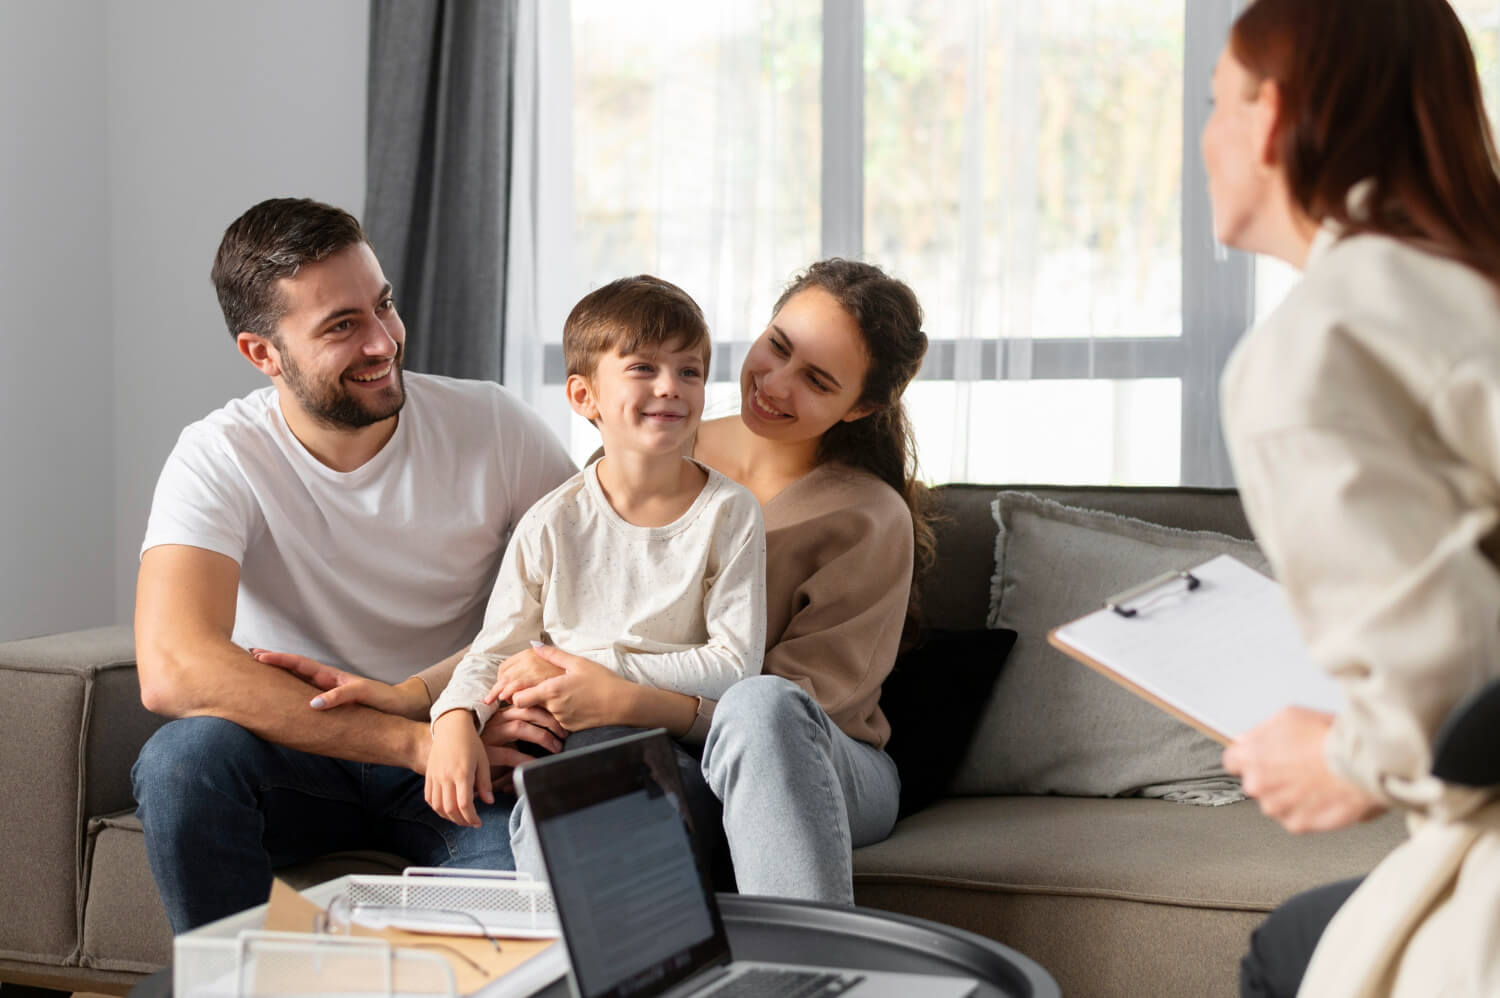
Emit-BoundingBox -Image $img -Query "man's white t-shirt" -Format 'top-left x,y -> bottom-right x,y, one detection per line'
141,372 -> 576,683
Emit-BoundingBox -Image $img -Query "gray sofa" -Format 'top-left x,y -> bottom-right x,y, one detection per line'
0,485 -> 1402,997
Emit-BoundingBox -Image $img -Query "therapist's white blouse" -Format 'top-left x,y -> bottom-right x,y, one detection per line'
1221,224 -> 1500,996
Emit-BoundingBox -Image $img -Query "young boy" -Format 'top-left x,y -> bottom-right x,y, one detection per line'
425,275 -> 766,828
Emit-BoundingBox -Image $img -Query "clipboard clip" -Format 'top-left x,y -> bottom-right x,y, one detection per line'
1105,569 -> 1201,618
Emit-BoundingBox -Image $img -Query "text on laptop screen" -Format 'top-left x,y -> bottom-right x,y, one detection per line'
542,786 -> 716,997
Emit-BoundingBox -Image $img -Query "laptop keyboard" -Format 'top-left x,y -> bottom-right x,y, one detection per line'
699,967 -> 866,997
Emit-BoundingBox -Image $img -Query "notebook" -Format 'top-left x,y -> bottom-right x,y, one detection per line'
513,729 -> 978,998
1049,553 -> 1344,744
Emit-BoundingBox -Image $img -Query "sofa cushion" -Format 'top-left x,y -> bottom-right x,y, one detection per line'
852,797 -> 1405,998
951,491 -> 1267,798
80,810 -> 412,973
917,485 -> 1252,633
0,630 -> 119,966
82,813 -> 173,971
880,627 -> 1018,817
854,796 -> 1402,907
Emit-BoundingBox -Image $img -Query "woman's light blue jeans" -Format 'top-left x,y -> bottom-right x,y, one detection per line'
131,716 -> 515,933
510,675 -> 900,905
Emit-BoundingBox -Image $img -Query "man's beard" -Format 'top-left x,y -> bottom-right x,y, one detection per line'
279,343 -> 407,430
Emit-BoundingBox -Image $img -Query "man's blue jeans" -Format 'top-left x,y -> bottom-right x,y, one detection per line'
131,716 -> 515,933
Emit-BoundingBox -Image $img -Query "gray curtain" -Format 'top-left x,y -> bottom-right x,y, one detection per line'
364,0 -> 517,382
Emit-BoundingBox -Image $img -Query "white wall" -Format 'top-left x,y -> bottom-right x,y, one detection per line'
0,0 -> 368,641
105,0 -> 369,624
0,1 -> 115,641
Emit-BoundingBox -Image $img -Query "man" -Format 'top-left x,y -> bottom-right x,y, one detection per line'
131,197 -> 576,932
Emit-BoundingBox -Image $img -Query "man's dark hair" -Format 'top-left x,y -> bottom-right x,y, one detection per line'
210,198 -> 367,340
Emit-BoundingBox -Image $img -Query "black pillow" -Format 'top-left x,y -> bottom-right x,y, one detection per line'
880,627 -> 1018,818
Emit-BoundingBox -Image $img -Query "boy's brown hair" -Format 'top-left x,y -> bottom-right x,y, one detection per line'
563,275 -> 711,379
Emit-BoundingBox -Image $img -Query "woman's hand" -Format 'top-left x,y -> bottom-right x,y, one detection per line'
1223,707 -> 1386,833
506,644 -> 635,732
251,649 -> 431,720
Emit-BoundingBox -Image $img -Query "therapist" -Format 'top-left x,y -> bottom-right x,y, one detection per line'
1201,0 -> 1500,995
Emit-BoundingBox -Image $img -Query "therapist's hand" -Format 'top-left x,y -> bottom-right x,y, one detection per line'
1223,706 -> 1385,833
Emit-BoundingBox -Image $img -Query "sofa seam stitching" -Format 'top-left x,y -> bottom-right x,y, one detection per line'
70,669 -> 96,967
853,873 -> 1276,911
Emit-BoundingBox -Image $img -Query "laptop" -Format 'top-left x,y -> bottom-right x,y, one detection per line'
513,729 -> 978,998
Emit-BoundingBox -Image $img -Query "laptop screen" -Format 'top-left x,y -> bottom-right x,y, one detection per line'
522,731 -> 731,998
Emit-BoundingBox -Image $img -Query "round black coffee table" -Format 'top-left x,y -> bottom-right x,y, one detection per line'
530,895 -> 1057,998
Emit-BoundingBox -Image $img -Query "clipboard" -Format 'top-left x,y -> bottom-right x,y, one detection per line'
1048,553 -> 1343,745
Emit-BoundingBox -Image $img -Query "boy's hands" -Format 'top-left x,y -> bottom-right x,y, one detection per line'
426,709 -> 493,827
252,649 -> 431,720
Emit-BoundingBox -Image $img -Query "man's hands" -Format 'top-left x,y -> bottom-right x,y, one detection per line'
253,650 -> 431,719
1223,707 -> 1386,833
427,710 -> 493,827
253,647 -> 566,787
478,701 -> 567,794
491,643 -> 633,732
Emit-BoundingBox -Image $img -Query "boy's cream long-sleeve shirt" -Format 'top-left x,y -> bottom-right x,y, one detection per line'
431,459 -> 765,727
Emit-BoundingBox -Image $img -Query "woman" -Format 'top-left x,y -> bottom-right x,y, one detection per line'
1200,1 -> 1500,995
266,258 -> 932,905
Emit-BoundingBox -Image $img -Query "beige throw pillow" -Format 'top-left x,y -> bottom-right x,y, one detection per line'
949,491 -> 1267,802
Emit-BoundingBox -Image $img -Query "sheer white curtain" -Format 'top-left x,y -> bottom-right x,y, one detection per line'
862,0 -> 1203,486
1456,1 -> 1500,128
535,0 -> 1218,483
512,0 -> 820,465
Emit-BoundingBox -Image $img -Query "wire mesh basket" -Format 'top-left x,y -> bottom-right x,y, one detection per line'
332,868 -> 559,939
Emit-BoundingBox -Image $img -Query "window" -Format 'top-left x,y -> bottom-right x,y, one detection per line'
562,1 -> 1500,484
858,1 -> 1200,485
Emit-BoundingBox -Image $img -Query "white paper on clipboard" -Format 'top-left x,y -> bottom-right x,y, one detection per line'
1049,553 -> 1343,744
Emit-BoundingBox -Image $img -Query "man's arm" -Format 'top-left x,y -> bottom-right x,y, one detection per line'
135,544 -> 431,771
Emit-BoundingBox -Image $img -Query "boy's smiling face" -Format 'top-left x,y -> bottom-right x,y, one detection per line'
567,337 -> 708,456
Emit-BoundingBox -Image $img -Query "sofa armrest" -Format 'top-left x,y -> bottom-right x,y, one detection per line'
0,626 -> 163,964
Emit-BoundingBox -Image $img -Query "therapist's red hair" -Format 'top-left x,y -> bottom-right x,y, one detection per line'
1232,0 -> 1500,285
